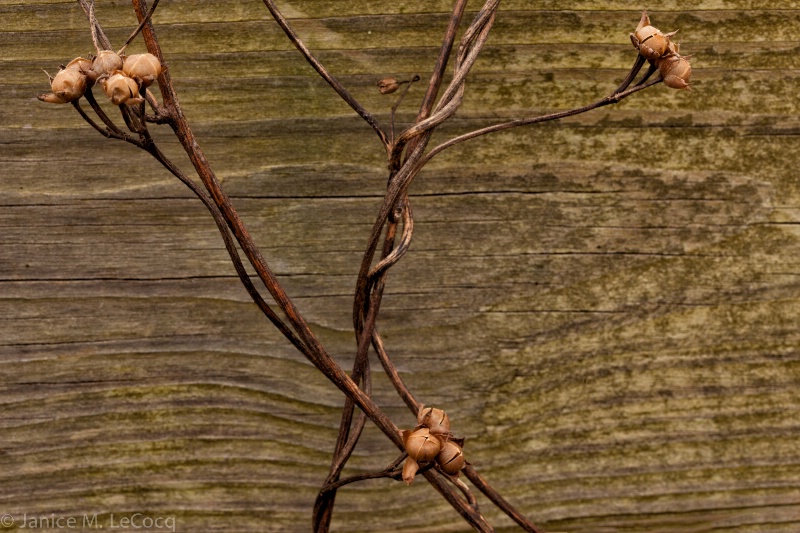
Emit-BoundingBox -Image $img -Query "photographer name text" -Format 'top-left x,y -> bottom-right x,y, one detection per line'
0,512 -> 176,531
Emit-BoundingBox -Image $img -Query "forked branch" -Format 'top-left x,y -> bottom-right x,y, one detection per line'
41,2 -> 692,531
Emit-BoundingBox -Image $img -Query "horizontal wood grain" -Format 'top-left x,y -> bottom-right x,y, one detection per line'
2,2 -> 800,532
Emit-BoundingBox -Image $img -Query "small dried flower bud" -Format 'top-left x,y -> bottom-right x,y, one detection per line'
658,54 -> 692,90
437,440 -> 465,475
38,64 -> 88,104
403,427 -> 441,463
103,71 -> 143,105
123,53 -> 164,87
90,50 -> 123,81
418,406 -> 451,437
402,456 -> 419,485
377,77 -> 400,95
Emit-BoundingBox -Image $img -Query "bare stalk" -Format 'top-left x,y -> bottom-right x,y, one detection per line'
260,0 -> 390,153
421,66 -> 664,168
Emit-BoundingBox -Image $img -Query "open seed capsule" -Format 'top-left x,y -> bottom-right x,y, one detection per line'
418,406 -> 451,437
436,440 -> 465,475
403,427 -> 441,463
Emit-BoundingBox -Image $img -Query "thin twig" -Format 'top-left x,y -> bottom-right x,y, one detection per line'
398,0 -> 469,166
464,465 -> 544,533
452,475 -> 479,509
260,0 -> 390,153
144,144 -> 311,357
83,88 -> 141,143
117,0 -> 160,54
420,76 -> 663,168
390,75 -> 421,145
314,212 -> 405,531
372,331 -> 419,413
318,466 -> 403,496
635,62 -> 659,86
71,99 -> 124,141
614,52 -> 646,93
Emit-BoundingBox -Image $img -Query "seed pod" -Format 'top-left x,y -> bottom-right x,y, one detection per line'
377,77 -> 400,95
403,427 -> 441,463
639,31 -> 676,60
103,71 -> 143,105
630,11 -> 677,61
38,63 -> 88,104
657,54 -> 692,90
65,57 -> 93,74
436,440 -> 465,475
123,53 -> 164,87
402,456 -> 419,485
418,406 -> 451,437
90,50 -> 123,81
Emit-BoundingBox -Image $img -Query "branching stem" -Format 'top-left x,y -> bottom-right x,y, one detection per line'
62,1 -> 673,531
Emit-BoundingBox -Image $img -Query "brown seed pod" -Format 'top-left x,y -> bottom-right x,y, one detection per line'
436,440 -> 465,475
38,61 -> 89,104
102,71 -> 143,105
376,77 -> 400,95
403,427 -> 441,463
418,406 -> 451,437
402,456 -> 419,485
657,54 -> 692,90
90,50 -> 124,82
123,53 -> 164,87
65,57 -> 93,74
630,11 -> 677,61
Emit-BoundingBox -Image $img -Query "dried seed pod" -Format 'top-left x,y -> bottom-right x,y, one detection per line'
377,77 -> 400,95
630,11 -> 677,61
657,54 -> 692,90
639,31 -> 677,60
102,71 -> 143,105
402,456 -> 419,485
90,50 -> 123,81
65,57 -> 93,74
418,405 -> 451,437
38,62 -> 88,104
123,53 -> 164,87
436,440 -> 465,475
403,427 -> 441,463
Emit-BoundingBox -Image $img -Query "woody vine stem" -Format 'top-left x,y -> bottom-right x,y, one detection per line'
40,1 -> 691,531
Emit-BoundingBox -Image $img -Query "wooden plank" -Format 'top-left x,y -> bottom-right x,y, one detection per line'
2,2 -> 800,532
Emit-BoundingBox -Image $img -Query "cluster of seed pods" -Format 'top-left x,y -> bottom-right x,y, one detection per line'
402,406 -> 466,484
39,50 -> 164,105
630,11 -> 692,90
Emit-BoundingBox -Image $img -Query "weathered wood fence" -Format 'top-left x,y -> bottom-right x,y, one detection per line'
2,2 -> 799,531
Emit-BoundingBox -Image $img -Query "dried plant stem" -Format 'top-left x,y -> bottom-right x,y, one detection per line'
128,0 -> 409,450
63,1 -> 672,531
260,0 -> 390,153
400,0 -> 469,163
421,68 -> 664,167
464,466 -> 544,533
126,6 -> 496,530
117,0 -> 160,54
